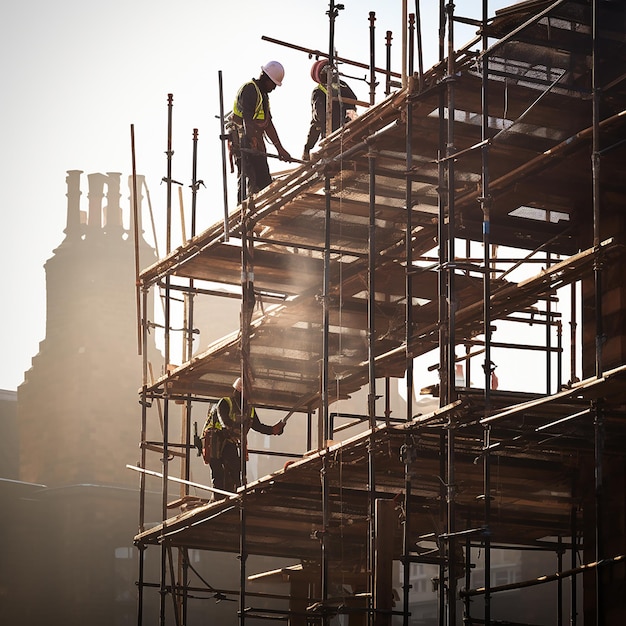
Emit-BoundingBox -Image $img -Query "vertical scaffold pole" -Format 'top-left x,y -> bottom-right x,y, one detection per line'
191,128 -> 199,240
368,145 -> 377,625
166,94 -> 173,255
570,475 -> 579,626
557,536 -> 564,626
239,499 -> 248,626
160,93 -> 174,626
408,13 -> 415,89
321,170 -> 331,445
401,0 -> 407,88
415,1 -> 424,92
591,2 -> 604,623
480,2 -> 492,625
546,251 -> 553,394
180,128 -> 201,626
436,2 -> 448,411
137,285 -> 150,626
556,319 -> 563,391
443,3 -> 459,624
186,129 -> 200,475
320,162 -> 331,626
183,128 -> 198,524
239,195 -> 255,625
369,12 -> 377,106
402,13 -> 415,625
436,3 -> 448,625
444,1 -> 457,409
570,283 -> 578,384
130,124 -> 142,357
385,31 -> 393,96
320,4 -> 341,622
218,70 -> 230,242
325,1 -> 342,138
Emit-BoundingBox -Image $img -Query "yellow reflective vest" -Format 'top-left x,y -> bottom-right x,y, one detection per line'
232,81 -> 266,122
217,396 -> 257,440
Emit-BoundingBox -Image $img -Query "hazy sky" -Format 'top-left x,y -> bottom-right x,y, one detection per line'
0,1 -> 512,391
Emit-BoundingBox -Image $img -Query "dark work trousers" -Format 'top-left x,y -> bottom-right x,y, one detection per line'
236,136 -> 272,203
209,440 -> 240,498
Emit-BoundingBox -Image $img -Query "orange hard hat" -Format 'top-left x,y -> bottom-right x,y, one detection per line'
311,59 -> 328,83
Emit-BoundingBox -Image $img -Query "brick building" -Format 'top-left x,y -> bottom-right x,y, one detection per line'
2,171 -> 159,626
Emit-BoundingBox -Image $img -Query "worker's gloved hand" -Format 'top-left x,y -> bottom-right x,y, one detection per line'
272,421 -> 285,436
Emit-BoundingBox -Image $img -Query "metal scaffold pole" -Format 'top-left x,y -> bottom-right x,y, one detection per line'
414,0 -> 424,92
239,196 -> 255,625
239,500 -> 248,626
367,145 -> 377,625
480,1 -> 492,623
178,128 -> 201,626
436,3 -> 448,624
436,0 -> 448,412
570,475 -> 579,626
160,93 -> 174,626
444,0 -> 457,409
320,163 -> 331,625
136,284 -> 150,626
166,94 -> 173,256
401,0 -> 407,89
131,119 -> 149,626
130,124 -> 143,357
546,250 -> 553,395
402,11 -> 416,624
190,128 -> 199,240
591,2 -> 605,623
218,70 -> 230,242
385,30 -> 393,96
444,2 -> 458,624
369,12 -> 376,106
320,3 -> 342,623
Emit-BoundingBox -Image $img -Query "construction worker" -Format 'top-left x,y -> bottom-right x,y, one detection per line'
229,61 -> 292,203
203,378 -> 284,498
302,59 -> 358,161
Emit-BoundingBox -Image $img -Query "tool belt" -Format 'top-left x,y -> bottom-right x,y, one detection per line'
203,425 -> 236,463
225,118 -> 241,173
226,114 -> 268,171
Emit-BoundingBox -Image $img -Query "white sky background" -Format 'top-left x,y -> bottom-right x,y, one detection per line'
1,0 -> 515,391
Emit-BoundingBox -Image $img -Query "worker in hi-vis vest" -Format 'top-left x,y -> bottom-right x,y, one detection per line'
202,378 -> 284,499
302,58 -> 357,161
228,60 -> 292,203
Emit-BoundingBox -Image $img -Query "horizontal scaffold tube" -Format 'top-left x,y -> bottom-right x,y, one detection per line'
461,554 -> 626,598
126,463 -> 235,499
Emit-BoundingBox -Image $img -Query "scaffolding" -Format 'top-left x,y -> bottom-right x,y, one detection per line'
132,1 -> 626,624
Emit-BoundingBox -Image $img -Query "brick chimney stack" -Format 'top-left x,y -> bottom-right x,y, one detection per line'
18,170 -> 158,487
103,172 -> 123,233
63,170 -> 83,239
87,172 -> 107,233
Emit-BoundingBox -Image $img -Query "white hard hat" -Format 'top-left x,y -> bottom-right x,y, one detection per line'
261,60 -> 284,86
233,377 -> 243,392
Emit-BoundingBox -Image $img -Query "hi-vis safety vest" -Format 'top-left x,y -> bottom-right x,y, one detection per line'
204,397 -> 255,433
316,82 -> 344,98
223,396 -> 256,432
232,81 -> 267,123
201,397 -> 255,463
